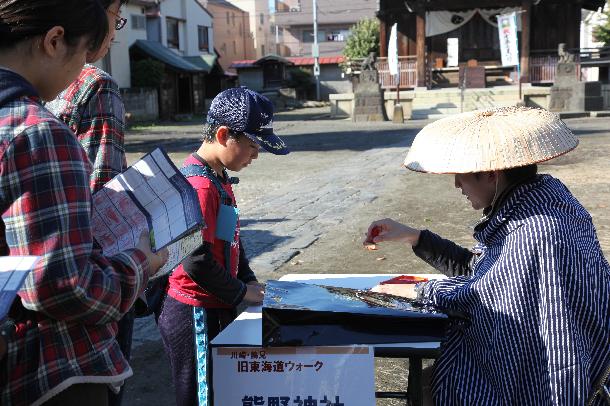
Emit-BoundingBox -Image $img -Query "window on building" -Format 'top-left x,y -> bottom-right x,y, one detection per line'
221,43 -> 227,54
260,13 -> 264,24
131,14 -> 146,30
302,29 -> 312,43
166,17 -> 179,49
239,23 -> 243,35
302,29 -> 325,43
261,44 -> 265,55
233,41 -> 236,54
198,26 -> 209,51
327,30 -> 348,41
232,13 -> 236,26
226,12 -> 230,25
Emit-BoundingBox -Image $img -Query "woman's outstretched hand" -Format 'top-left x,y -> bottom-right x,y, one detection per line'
370,283 -> 418,299
363,219 -> 422,249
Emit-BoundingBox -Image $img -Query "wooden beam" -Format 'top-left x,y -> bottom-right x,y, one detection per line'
398,20 -> 409,57
380,20 -> 388,58
416,12 -> 426,87
566,1 -> 581,48
520,0 -> 531,83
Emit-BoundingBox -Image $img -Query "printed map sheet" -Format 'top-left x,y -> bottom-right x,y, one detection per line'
91,147 -> 204,276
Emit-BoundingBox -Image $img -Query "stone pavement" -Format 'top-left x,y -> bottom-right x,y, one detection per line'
123,109 -> 610,405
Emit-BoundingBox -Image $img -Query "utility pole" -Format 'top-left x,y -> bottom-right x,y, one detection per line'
312,0 -> 320,100
275,25 -> 280,55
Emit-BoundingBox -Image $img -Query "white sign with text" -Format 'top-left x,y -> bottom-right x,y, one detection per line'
213,346 -> 375,406
497,12 -> 519,66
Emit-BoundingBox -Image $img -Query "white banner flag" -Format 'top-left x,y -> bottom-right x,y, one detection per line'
497,12 -> 519,67
388,23 -> 398,76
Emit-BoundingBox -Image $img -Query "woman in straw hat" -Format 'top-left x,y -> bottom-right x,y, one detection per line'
365,106 -> 610,405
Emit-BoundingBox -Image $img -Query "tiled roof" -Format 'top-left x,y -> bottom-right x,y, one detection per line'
183,54 -> 218,73
230,60 -> 257,68
229,55 -> 345,69
131,40 -> 204,72
289,56 -> 345,66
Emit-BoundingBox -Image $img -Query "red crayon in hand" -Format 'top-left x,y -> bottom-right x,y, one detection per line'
364,226 -> 381,250
379,275 -> 429,285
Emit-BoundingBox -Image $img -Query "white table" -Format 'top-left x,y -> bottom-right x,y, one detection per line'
211,274 -> 446,405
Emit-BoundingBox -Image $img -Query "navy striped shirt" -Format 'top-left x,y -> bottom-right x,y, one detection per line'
420,175 -> 610,405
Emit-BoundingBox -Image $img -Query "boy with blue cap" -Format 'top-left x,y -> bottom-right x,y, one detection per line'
157,87 -> 289,406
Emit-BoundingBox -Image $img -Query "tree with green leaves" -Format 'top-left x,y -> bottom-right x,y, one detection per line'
343,18 -> 380,60
593,6 -> 610,45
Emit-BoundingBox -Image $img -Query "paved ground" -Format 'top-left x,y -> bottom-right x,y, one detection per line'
121,108 -> 610,405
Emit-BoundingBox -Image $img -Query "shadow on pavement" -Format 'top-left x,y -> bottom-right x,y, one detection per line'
279,128 -> 418,152
125,126 -> 418,155
240,218 -> 287,227
241,229 -> 291,260
274,111 -> 333,122
125,138 -> 201,155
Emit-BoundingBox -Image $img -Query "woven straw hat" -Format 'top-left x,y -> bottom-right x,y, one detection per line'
404,106 -> 578,174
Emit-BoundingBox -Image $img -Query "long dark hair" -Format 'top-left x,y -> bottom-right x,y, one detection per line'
503,164 -> 538,184
0,0 -> 108,52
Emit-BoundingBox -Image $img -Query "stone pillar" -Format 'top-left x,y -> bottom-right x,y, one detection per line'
352,70 -> 387,122
549,45 -> 603,112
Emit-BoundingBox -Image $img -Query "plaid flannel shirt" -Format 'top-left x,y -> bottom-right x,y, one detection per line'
0,69 -> 150,406
46,64 -> 127,193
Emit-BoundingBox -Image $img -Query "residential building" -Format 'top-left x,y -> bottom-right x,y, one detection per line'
98,0 -> 223,119
98,0 -> 151,88
199,0 -> 256,71
273,0 -> 377,57
146,0 -> 214,56
224,0 -> 276,58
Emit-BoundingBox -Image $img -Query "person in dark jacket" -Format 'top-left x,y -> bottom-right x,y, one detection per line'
366,106 -> 610,406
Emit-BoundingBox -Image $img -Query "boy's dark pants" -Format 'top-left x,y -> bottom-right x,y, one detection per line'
157,295 -> 235,406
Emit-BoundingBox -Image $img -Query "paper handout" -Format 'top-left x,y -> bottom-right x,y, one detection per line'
91,147 -> 204,276
0,256 -> 38,320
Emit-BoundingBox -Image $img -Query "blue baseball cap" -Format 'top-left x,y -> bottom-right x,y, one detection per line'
206,87 -> 289,155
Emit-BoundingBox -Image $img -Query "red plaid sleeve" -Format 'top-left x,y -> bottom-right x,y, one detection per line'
46,65 -> 127,193
0,111 -> 150,324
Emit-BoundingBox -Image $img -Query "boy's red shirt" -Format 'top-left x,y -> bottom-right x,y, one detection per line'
167,155 -> 240,308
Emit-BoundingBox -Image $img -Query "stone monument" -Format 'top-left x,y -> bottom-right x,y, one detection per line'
352,53 -> 387,122
549,44 -> 603,112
